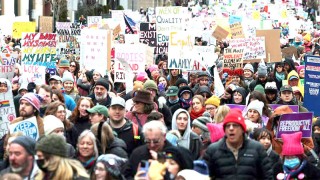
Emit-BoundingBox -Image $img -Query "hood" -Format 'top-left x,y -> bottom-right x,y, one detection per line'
198,86 -> 212,96
109,137 -> 127,149
284,58 -> 296,73
232,87 -> 247,105
287,70 -> 304,97
0,78 -> 12,91
172,108 -> 191,140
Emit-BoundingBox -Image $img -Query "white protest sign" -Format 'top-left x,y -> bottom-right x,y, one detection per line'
192,46 -> 216,70
21,64 -> 46,85
10,116 -> 39,140
87,16 -> 102,29
229,37 -> 266,60
56,22 -> 81,59
0,53 -> 18,81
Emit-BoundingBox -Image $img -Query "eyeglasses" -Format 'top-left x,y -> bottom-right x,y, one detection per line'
145,138 -> 161,144
225,123 -> 240,129
206,107 -> 216,111
94,167 -> 106,172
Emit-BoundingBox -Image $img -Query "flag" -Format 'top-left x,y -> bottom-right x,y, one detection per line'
0,100 -> 10,108
124,14 -> 137,34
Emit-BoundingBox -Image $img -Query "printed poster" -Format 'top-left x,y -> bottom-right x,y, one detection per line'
9,116 -> 39,140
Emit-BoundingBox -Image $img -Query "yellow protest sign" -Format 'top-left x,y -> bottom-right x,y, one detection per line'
281,10 -> 287,19
12,22 -> 36,39
230,22 -> 245,39
252,10 -> 261,20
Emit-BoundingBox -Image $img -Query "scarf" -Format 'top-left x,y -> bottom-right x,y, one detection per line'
276,72 -> 286,82
282,159 -> 307,180
190,107 -> 206,121
179,97 -> 192,109
79,156 -> 96,170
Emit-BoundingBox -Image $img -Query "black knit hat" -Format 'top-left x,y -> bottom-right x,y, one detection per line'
95,78 -> 109,90
85,69 -> 94,82
313,118 -> 320,130
11,136 -> 36,155
35,134 -> 67,157
164,146 -> 194,170
175,78 -> 188,87
132,90 -> 153,104
178,86 -> 194,98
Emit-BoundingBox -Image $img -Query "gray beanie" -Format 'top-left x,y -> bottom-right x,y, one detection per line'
192,116 -> 212,132
62,71 -> 74,83
258,64 -> 268,77
11,136 -> 36,155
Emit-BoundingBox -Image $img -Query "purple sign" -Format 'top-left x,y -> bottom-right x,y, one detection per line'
276,112 -> 313,139
226,104 -> 246,111
269,104 -> 299,113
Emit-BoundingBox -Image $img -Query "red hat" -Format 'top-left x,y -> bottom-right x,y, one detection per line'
223,108 -> 246,132
281,132 -> 304,156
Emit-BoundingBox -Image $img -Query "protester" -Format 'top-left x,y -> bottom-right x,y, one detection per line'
248,90 -> 273,118
166,86 -> 179,109
88,77 -> 111,107
231,87 -> 247,105
244,100 -> 265,135
192,72 -> 210,93
265,81 -> 278,104
189,95 -> 206,121
69,60 -> 80,79
168,69 -> 181,86
243,63 -> 255,87
36,84 -> 52,117
192,113 -> 212,156
220,84 -> 237,105
156,75 -> 169,95
62,71 -> 80,103
272,62 -> 286,90
171,86 -> 194,113
92,154 -> 127,180
274,85 -> 308,112
77,69 -> 94,96
0,132 -> 23,171
87,104 -> 108,125
57,58 -> 70,77
204,95 -> 220,121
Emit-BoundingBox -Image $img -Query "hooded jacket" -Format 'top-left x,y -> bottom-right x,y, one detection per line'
172,109 -> 202,159
105,137 -> 128,159
286,70 -> 304,96
284,57 -> 297,74
232,87 -> 247,105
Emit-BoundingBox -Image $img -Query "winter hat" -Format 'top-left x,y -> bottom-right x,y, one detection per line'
143,80 -> 158,93
148,65 -> 158,73
96,154 -> 127,178
11,76 -> 19,84
178,86 -> 194,98
27,82 -> 36,92
303,33 -> 311,42
281,132 -> 304,156
265,82 -> 277,93
198,86 -> 212,96
175,78 -> 188,87
95,78 -> 109,90
43,115 -> 64,136
132,90 -> 153,104
197,71 -> 209,78
166,86 -> 179,97
207,123 -> 224,143
93,69 -> 105,77
254,84 -> 265,95
87,105 -> 109,118
192,115 -> 212,132
297,65 -> 305,74
36,134 -> 68,157
20,93 -> 41,112
223,108 -> 246,132
205,95 -> 220,107
246,100 -> 264,117
234,87 -> 247,99
280,85 -> 293,93
85,70 -> 94,81
136,72 -> 148,82
59,58 -> 70,68
62,71 -> 74,83
177,170 -> 210,180
243,63 -> 254,73
18,84 -> 28,93
164,146 -> 193,170
11,136 -> 36,155
258,64 -> 268,77
193,160 -> 209,175
133,81 -> 144,93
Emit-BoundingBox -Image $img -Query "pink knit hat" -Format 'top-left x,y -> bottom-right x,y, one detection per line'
136,72 -> 148,82
20,93 -> 41,112
297,65 -> 305,74
281,132 -> 304,156
148,65 -> 158,73
207,123 -> 224,143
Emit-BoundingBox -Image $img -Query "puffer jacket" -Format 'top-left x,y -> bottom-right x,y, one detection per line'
203,136 -> 273,180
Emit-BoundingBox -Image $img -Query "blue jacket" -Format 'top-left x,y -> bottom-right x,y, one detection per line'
63,93 -> 76,111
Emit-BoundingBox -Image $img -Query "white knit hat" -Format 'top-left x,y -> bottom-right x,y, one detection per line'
43,115 -> 64,136
246,100 -> 264,116
243,63 -> 254,73
265,82 -> 277,90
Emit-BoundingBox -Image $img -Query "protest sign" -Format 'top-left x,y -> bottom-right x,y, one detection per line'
229,37 -> 266,61
12,22 -> 36,39
125,34 -> 140,44
21,64 -> 46,85
212,25 -> 229,41
154,42 -> 168,54
0,53 -> 18,80
230,22 -> 245,38
229,15 -> 242,24
191,46 -> 216,71
269,104 -> 299,113
304,55 -> 320,116
281,46 -> 298,59
226,104 -> 246,111
0,78 -> 16,139
80,29 -> 109,76
39,16 -> 53,33
256,29 -> 282,62
21,33 -> 57,68
113,24 -> 121,36
56,22 -> 81,58
223,48 -> 244,69
276,112 -> 313,139
9,116 -> 39,140
140,23 -> 157,47
168,31 -> 194,70
87,16 -> 102,29
114,44 -> 146,82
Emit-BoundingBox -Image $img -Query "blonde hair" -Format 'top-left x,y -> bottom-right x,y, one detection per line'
214,105 -> 230,124
35,155 -> 89,180
90,122 -> 115,154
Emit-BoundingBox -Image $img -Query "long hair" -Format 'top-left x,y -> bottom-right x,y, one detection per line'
143,103 -> 154,114
70,60 -> 80,78
44,101 -> 72,130
90,122 -> 115,154
69,97 -> 94,124
51,89 -> 65,103
189,95 -> 205,112
35,154 -> 89,180
77,130 -> 99,159
214,105 -> 230,124
156,75 -> 169,91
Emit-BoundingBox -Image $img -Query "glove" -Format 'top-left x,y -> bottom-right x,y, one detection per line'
158,83 -> 166,93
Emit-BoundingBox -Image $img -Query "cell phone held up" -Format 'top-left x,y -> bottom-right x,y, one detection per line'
140,160 -> 149,176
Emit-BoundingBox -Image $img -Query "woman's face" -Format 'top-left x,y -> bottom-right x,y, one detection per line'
134,101 -> 145,113
55,105 -> 66,121
276,65 -> 284,73
192,98 -> 203,112
95,162 -> 107,180
284,63 -> 290,72
63,81 -> 74,92
266,92 -> 276,101
232,76 -> 241,85
176,112 -> 188,131
182,92 -> 191,100
233,92 -> 243,104
223,91 -> 231,99
78,99 -> 91,117
299,69 -> 305,78
163,62 -> 167,69
93,72 -> 101,82
52,94 -> 61,103
70,62 -> 76,73
14,67 -> 19,75
243,70 -> 252,78
158,77 -> 167,87
259,136 -> 271,150
247,109 -> 260,123
171,69 -> 179,76
78,135 -> 95,158
165,159 -> 180,177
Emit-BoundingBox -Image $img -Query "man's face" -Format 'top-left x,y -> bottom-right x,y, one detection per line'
49,80 -> 62,90
38,88 -> 51,105
9,144 -> 31,173
171,69 -> 179,76
19,99 -> 35,118
224,123 -> 244,145
144,129 -> 165,152
280,91 -> 293,102
189,77 -> 196,85
288,78 -> 299,87
63,81 -> 74,92
199,77 -> 209,86
108,105 -> 125,122
0,83 -> 8,93
94,85 -> 107,101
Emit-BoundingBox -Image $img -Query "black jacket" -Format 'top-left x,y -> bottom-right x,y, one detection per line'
88,93 -> 111,107
73,116 -> 91,140
268,149 -> 282,179
106,137 -> 128,159
203,136 -> 273,180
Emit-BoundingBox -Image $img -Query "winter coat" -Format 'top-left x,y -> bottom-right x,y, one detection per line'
63,93 -> 76,111
0,160 -> 39,180
105,137 -> 128,159
73,116 -> 91,140
88,93 -> 111,107
286,70 -> 304,96
277,160 -> 320,179
203,136 -> 273,180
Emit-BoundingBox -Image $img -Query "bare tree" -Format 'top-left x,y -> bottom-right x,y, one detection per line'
44,0 -> 68,22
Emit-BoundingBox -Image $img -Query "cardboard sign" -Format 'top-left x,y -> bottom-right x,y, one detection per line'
256,29 -> 282,62
113,24 -> 121,36
276,112 -> 313,139
21,33 -> 57,68
304,55 -> 320,116
269,104 -> 299,113
191,46 -> 216,71
230,22 -> 245,38
12,22 -> 36,39
9,116 -> 39,140
80,29 -> 109,76
39,16 -> 53,33
56,22 -> 81,59
0,78 -> 16,139
87,16 -> 102,29
0,53 -> 18,80
223,48 -> 244,69
229,37 -> 266,61
281,46 -> 298,59
168,31 -> 194,70
212,25 -> 229,41
140,23 -> 157,47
